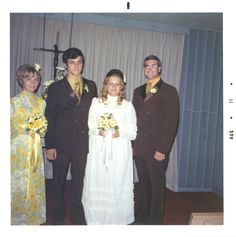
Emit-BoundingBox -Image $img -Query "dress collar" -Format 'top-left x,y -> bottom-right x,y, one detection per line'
107,95 -> 118,102
20,90 -> 35,98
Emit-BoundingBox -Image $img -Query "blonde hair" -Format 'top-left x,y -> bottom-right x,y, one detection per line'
99,69 -> 125,105
16,64 -> 41,88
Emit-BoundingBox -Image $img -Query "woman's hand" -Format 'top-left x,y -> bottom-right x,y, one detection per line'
99,129 -> 119,138
112,130 -> 120,138
99,129 -> 106,137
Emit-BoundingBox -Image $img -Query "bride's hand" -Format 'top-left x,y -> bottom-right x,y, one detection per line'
112,130 -> 120,138
99,129 -> 107,137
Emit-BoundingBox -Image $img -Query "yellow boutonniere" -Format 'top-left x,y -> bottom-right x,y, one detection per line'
150,87 -> 157,94
84,84 -> 89,93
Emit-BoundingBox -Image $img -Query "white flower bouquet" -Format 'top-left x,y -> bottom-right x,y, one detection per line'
97,113 -> 119,131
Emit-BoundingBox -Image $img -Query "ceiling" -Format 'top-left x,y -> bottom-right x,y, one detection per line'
95,13 -> 223,32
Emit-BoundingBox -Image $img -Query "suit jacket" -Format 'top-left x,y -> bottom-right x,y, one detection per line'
132,79 -> 179,158
44,77 -> 97,154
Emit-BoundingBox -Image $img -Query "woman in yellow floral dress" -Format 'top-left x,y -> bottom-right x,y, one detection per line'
11,64 -> 47,225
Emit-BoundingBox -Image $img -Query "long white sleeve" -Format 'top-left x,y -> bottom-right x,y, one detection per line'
88,98 -> 137,140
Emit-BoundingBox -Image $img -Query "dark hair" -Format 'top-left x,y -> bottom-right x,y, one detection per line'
143,55 -> 162,75
16,64 -> 41,88
106,69 -> 124,81
62,47 -> 85,64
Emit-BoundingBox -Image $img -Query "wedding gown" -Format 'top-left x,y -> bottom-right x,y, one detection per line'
82,96 -> 137,224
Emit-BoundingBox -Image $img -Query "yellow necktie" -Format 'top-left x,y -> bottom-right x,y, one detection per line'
146,83 -> 152,95
73,81 -> 80,98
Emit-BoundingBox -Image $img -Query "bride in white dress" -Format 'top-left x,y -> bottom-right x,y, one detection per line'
82,69 -> 137,224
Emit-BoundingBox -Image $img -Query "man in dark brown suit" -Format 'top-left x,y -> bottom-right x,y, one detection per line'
45,47 -> 97,225
132,55 -> 179,224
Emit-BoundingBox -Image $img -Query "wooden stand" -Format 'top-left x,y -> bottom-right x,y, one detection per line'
189,212 -> 223,225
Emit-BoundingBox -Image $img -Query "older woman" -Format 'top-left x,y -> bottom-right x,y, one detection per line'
11,64 -> 46,225
82,69 -> 137,224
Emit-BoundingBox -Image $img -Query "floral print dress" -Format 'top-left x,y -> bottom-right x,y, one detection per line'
11,91 -> 46,225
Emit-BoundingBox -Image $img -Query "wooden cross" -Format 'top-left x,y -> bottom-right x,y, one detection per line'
34,32 -> 65,81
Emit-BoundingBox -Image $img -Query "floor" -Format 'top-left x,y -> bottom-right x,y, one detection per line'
163,188 -> 223,224
45,180 -> 223,225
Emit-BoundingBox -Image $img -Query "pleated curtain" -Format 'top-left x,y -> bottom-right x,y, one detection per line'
10,13 -> 184,189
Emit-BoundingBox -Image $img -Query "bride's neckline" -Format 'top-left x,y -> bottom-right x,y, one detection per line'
107,95 -> 118,102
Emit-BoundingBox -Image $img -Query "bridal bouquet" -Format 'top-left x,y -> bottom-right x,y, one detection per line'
25,112 -> 48,137
97,113 -> 119,131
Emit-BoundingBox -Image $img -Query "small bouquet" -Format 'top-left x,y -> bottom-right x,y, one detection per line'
25,113 -> 48,137
97,113 -> 119,131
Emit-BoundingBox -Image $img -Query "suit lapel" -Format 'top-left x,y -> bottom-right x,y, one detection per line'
62,78 -> 80,105
144,92 -> 153,102
144,79 -> 163,103
139,84 -> 146,101
67,77 -> 89,106
78,78 -> 89,106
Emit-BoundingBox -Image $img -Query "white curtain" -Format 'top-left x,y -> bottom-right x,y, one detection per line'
10,13 -> 184,189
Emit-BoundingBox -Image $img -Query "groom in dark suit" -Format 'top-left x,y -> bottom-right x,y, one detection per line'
132,55 -> 179,224
45,47 -> 97,224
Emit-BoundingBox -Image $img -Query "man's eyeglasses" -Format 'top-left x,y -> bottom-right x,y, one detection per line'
144,64 -> 158,69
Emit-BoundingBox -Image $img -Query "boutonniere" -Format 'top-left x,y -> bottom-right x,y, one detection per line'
84,84 -> 89,93
150,87 -> 157,94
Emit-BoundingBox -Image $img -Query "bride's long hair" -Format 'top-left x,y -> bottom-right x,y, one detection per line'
99,69 -> 126,105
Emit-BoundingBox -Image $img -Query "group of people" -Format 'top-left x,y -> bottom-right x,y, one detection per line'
10,47 -> 179,225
